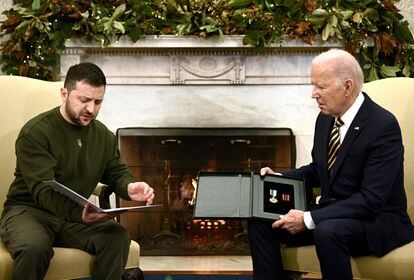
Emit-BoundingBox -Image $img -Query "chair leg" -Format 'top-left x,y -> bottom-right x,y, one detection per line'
122,267 -> 144,280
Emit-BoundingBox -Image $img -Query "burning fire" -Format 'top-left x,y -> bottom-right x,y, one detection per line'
179,176 -> 198,206
189,219 -> 226,230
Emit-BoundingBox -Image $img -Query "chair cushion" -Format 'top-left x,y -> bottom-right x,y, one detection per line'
0,241 -> 140,280
281,241 -> 414,279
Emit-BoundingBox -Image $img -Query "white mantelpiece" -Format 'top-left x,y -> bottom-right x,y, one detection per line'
60,35 -> 343,167
61,35 -> 343,85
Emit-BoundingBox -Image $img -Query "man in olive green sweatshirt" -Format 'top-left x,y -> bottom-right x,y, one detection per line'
0,62 -> 154,280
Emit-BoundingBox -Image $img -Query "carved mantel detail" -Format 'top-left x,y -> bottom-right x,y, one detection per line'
60,35 -> 343,85
170,55 -> 245,84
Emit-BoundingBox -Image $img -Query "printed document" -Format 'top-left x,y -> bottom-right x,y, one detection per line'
43,180 -> 162,214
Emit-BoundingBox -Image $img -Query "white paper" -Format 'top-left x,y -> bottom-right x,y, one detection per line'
43,180 -> 162,214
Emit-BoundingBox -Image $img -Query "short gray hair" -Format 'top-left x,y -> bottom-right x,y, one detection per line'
312,49 -> 364,93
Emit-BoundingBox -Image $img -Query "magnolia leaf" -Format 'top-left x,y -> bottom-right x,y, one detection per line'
186,23 -> 192,33
394,22 -> 414,42
312,9 -> 329,18
113,21 -> 125,34
322,23 -> 331,41
15,20 -> 31,31
340,20 -> 350,28
32,0 -> 41,11
334,28 -> 343,40
177,23 -> 192,35
365,19 -> 378,32
329,15 -> 338,27
202,15 -> 214,26
102,20 -> 112,32
308,15 -> 327,27
205,25 -> 218,33
368,67 -> 379,81
264,0 -> 273,10
218,28 -> 224,39
340,10 -> 353,19
81,11 -> 89,19
243,30 -> 260,45
363,63 -> 372,70
113,4 -> 126,19
363,8 -> 379,21
176,24 -> 186,35
224,0 -> 252,9
128,28 -> 141,42
28,60 -> 37,67
402,63 -> 411,77
380,66 -> 400,77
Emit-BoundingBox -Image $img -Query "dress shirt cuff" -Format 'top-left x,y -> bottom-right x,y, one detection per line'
303,211 -> 316,230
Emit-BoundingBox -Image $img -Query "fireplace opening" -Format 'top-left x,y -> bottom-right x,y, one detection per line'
116,128 -> 295,256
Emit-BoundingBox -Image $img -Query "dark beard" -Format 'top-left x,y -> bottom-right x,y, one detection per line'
65,101 -> 92,127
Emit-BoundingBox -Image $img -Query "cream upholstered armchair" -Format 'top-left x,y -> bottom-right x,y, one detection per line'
281,77 -> 414,279
0,75 -> 141,279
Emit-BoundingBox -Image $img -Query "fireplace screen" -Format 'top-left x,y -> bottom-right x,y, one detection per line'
116,128 -> 295,256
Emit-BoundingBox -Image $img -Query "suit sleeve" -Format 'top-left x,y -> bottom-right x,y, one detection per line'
311,116 -> 403,223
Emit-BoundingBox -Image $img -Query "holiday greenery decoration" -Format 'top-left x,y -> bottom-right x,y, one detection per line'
1,0 -> 413,81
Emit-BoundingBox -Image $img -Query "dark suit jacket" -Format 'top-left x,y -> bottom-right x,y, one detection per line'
285,92 -> 414,256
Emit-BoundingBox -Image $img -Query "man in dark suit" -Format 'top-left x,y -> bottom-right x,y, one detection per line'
248,49 -> 414,279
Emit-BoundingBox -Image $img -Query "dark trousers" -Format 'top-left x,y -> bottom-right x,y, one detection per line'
248,218 -> 372,280
0,205 -> 131,280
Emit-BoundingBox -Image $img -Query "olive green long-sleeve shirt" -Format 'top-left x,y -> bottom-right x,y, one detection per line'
3,107 -> 134,222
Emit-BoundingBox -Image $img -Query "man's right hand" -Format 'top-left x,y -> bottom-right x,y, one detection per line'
81,204 -> 119,224
260,167 -> 277,176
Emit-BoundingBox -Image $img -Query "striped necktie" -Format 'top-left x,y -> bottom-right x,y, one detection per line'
328,117 -> 344,173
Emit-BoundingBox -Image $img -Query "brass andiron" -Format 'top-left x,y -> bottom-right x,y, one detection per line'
153,160 -> 179,239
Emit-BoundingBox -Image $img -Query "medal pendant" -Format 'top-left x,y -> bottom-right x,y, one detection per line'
269,189 -> 278,204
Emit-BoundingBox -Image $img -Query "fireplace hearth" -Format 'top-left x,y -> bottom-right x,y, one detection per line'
116,128 -> 295,256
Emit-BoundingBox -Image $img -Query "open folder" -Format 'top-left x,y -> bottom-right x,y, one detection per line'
43,180 -> 162,215
193,172 -> 306,221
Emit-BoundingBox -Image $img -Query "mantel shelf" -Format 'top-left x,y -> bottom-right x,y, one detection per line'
60,35 -> 348,85
64,35 -> 345,50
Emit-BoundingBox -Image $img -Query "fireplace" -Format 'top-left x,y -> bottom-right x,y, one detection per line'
116,127 -> 295,255
59,35 -> 331,255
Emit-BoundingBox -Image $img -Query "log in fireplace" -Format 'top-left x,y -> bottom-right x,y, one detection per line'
116,128 -> 295,256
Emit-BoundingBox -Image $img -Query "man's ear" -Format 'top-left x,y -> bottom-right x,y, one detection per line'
344,79 -> 354,97
60,87 -> 68,102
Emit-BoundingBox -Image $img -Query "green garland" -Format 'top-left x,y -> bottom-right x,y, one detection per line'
1,0 -> 413,81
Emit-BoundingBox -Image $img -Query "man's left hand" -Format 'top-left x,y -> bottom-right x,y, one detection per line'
272,209 -> 307,234
127,182 -> 154,205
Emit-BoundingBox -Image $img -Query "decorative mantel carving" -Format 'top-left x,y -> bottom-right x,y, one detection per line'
60,35 -> 343,85
170,55 -> 245,84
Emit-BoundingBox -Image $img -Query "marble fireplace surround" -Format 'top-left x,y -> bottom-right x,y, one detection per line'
60,35 -> 343,167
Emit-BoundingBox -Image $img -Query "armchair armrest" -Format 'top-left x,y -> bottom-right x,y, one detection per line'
93,183 -> 114,210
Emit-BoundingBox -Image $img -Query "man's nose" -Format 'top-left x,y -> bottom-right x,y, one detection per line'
311,87 -> 319,99
85,101 -> 94,113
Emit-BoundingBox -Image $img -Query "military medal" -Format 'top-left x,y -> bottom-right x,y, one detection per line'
269,189 -> 278,203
